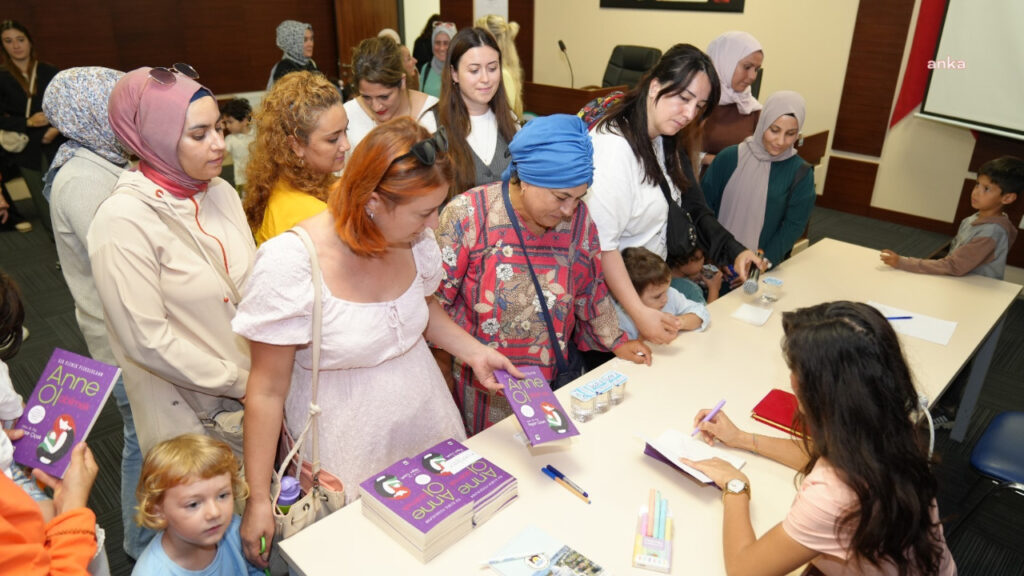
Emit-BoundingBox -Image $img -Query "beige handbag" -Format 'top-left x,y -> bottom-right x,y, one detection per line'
1,63 -> 36,154
267,226 -> 346,573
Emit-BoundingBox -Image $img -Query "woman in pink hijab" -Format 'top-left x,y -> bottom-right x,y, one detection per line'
87,65 -> 255,458
702,31 -> 765,164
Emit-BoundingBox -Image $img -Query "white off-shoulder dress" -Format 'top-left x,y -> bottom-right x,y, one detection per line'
233,228 -> 467,502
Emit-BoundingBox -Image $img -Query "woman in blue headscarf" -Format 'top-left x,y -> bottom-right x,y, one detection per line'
436,114 -> 651,435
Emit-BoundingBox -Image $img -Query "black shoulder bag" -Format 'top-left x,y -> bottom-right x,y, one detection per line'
657,175 -> 700,260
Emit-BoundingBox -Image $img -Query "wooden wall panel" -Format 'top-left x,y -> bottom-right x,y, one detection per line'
831,0 -> 915,156
818,157 -> 879,216
5,0 -> 339,94
440,0 -> 534,82
335,0 -> 399,71
970,132 -> 1024,173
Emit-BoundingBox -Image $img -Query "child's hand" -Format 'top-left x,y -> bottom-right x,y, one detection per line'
880,250 -> 900,267
677,313 -> 702,332
706,269 -> 723,292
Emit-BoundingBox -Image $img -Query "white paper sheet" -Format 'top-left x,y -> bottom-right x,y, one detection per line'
731,303 -> 773,326
868,301 -> 957,346
643,429 -> 745,484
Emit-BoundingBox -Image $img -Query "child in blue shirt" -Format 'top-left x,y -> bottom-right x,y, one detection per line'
667,246 -> 723,305
881,156 -> 1023,279
133,434 -> 262,575
616,247 -> 710,339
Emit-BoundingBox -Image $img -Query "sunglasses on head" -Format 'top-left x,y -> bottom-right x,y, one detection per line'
390,127 -> 449,167
148,63 -> 200,85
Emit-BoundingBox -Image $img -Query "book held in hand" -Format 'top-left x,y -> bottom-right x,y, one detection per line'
13,348 -> 119,478
495,366 -> 579,446
750,388 -> 806,438
642,429 -> 746,485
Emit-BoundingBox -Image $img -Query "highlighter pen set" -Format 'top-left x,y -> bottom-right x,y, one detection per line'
632,489 -> 673,573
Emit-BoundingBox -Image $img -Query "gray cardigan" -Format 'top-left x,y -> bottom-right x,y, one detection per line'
51,147 -> 126,365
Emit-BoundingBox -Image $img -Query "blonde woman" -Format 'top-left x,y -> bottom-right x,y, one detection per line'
475,14 -> 524,119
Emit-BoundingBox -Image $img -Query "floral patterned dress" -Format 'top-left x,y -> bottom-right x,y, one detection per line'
436,182 -> 626,434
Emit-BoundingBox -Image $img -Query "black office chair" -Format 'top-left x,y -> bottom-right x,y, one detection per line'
601,45 -> 662,89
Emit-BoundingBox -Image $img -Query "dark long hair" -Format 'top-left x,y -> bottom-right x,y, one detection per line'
782,302 -> 944,575
593,43 -> 719,194
437,27 -> 518,198
0,272 -> 25,361
0,20 -> 38,95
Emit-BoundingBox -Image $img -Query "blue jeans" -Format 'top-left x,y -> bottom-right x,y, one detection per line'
112,374 -> 155,558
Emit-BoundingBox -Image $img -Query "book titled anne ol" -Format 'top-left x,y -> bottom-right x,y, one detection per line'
13,348 -> 119,478
495,366 -> 578,446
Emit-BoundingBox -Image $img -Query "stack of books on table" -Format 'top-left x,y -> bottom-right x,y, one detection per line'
359,438 -> 518,562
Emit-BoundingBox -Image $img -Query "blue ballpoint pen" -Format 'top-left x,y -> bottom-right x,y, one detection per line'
545,464 -> 589,497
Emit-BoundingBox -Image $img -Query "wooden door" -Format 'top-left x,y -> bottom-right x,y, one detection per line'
334,0 -> 401,90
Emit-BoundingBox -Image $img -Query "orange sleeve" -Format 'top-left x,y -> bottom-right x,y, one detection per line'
42,508 -> 98,576
0,475 -> 96,576
895,237 -> 995,277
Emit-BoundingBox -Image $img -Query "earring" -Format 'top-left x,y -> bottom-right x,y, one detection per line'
366,206 -> 374,221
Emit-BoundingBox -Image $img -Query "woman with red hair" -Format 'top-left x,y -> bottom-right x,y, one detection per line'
233,117 -> 519,569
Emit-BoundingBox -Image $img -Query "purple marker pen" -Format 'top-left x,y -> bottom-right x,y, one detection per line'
692,399 -> 727,437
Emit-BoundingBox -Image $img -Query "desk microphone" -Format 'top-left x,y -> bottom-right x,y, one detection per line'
558,40 -> 575,88
742,264 -> 761,294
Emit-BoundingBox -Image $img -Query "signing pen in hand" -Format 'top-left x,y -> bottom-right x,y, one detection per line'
692,399 -> 726,437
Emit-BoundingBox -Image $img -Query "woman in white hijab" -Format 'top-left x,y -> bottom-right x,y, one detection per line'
701,91 -> 815,266
702,31 -> 764,163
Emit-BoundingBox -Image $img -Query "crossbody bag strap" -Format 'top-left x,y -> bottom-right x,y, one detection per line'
501,180 -> 569,372
289,226 -> 325,483
25,62 -> 37,117
149,200 -> 243,304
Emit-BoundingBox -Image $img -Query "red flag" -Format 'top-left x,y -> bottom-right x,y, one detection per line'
890,0 -> 946,127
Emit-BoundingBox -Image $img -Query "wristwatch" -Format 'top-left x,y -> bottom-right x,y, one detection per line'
723,478 -> 750,502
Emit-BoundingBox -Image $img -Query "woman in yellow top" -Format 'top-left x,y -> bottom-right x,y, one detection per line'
244,71 -> 350,245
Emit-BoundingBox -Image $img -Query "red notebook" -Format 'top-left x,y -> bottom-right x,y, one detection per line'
750,389 -> 806,439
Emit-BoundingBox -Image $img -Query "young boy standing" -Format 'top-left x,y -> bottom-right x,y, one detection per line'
222,98 -> 255,197
881,156 -> 1023,280
616,247 -> 711,340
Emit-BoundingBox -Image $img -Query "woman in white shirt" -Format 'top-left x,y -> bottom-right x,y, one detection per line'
433,27 -> 518,200
587,44 -> 764,345
344,36 -> 436,150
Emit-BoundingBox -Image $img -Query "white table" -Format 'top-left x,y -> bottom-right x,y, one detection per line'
280,239 -> 1020,575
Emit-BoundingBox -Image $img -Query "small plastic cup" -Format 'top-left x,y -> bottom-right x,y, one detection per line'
760,276 -> 783,304
570,385 -> 597,422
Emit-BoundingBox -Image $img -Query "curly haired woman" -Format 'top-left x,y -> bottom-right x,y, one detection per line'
243,71 -> 349,245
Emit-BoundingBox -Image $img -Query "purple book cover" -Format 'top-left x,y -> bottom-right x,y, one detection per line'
496,367 -> 579,446
13,348 -> 119,478
359,451 -> 469,535
411,438 -> 515,512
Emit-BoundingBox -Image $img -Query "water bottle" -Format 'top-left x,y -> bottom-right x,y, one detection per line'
277,476 -> 301,514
